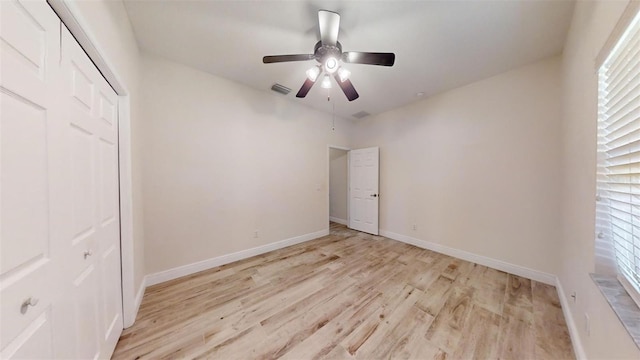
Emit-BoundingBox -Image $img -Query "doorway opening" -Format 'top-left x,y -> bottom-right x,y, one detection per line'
328,146 -> 349,227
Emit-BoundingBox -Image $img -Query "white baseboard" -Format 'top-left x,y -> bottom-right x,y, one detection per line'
329,217 -> 348,225
555,277 -> 586,360
145,228 -> 330,286
379,229 -> 556,285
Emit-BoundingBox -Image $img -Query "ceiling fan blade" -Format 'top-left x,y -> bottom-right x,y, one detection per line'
318,10 -> 340,46
333,74 -> 359,101
296,78 -> 316,98
342,52 -> 395,66
263,54 -> 315,63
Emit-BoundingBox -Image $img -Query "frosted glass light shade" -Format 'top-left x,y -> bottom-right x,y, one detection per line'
337,67 -> 350,82
321,74 -> 331,89
306,66 -> 320,82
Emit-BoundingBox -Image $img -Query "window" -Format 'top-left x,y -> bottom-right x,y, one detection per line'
596,8 -> 640,305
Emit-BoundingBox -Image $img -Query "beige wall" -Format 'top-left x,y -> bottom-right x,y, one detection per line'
329,148 -> 349,222
140,54 -> 354,274
70,0 -> 146,303
352,56 -> 563,276
559,0 -> 640,358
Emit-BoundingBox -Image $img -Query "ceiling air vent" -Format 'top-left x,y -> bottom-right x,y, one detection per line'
352,111 -> 370,119
271,83 -> 291,95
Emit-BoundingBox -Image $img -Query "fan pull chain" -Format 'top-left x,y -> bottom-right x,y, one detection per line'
332,101 -> 335,131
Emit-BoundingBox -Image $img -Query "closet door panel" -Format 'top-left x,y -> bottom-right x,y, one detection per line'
88,34 -> 122,354
98,133 -> 122,350
60,26 -> 102,360
72,264 -> 101,360
60,26 -> 123,358
0,0 -> 60,358
0,94 -> 49,275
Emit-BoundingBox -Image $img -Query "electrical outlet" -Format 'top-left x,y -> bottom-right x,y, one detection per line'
571,291 -> 577,303
254,230 -> 259,238
584,313 -> 590,336
412,224 -> 417,231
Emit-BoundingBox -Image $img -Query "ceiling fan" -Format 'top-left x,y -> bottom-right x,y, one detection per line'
263,10 -> 395,101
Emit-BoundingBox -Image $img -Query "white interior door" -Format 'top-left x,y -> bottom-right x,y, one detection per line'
348,147 -> 379,235
0,1 -> 62,358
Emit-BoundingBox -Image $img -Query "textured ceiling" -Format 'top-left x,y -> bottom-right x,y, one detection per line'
123,0 -> 575,120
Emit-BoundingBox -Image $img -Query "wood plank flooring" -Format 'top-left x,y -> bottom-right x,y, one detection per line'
112,223 -> 574,359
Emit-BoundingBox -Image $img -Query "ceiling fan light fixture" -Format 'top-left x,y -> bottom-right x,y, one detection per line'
306,66 -> 321,82
262,10 -> 394,101
321,74 -> 332,89
337,67 -> 350,82
324,57 -> 339,74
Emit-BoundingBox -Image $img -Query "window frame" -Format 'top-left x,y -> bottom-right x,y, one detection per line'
596,5 -> 640,308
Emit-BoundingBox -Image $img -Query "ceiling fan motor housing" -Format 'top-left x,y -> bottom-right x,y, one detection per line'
314,41 -> 342,64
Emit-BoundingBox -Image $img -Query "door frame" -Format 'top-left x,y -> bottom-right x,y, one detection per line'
327,145 -> 350,227
47,0 -> 138,327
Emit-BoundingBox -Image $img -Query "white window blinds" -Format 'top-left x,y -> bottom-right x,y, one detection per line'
597,9 -> 640,300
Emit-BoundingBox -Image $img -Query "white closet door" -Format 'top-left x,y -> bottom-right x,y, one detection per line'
1,1 -> 123,359
0,0 -> 61,358
59,26 -> 123,359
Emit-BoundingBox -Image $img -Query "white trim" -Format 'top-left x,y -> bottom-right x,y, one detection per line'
117,97 -> 136,327
329,217 -> 348,225
328,144 -> 351,151
47,0 -> 128,95
379,229 -> 556,285
555,277 -> 587,360
47,0 -> 137,327
146,229 -> 330,286
327,145 -> 350,229
132,276 -> 146,324
595,1 -> 640,70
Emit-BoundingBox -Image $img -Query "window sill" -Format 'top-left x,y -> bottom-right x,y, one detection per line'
591,273 -> 640,349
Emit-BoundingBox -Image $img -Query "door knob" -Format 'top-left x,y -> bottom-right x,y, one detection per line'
84,250 -> 93,259
371,194 -> 378,197
20,297 -> 39,314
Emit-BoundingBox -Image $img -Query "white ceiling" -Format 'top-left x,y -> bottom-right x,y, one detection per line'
123,0 -> 575,120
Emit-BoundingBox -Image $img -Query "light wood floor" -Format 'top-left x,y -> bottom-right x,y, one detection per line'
113,223 -> 574,359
